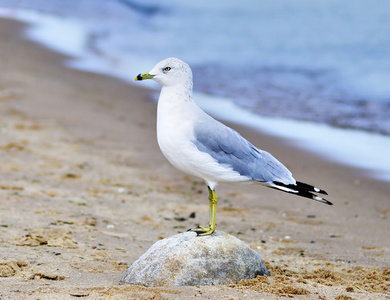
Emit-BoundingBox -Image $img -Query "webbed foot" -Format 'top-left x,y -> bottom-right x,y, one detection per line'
187,224 -> 216,236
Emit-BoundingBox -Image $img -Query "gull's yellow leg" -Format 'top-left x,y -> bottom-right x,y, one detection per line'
188,187 -> 218,236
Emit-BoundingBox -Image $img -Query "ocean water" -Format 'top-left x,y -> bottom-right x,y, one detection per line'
0,0 -> 389,180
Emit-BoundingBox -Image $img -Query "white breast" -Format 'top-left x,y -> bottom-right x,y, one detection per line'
157,94 -> 201,173
156,90 -> 248,188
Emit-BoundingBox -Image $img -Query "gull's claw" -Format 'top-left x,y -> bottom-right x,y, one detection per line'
187,224 -> 216,236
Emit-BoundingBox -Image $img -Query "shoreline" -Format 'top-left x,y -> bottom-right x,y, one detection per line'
1,17 -> 389,299
2,3 -> 390,137
195,93 -> 390,183
2,8 -> 389,182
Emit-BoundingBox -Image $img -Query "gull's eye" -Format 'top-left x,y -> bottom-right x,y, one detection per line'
164,67 -> 171,72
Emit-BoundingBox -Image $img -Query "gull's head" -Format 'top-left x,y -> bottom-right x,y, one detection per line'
134,57 -> 193,88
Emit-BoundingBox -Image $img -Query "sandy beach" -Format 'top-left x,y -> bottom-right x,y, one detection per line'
0,18 -> 389,299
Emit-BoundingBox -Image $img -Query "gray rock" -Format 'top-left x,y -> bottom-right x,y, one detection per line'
120,230 -> 269,286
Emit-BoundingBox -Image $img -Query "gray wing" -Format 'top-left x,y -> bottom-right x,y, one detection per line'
192,119 -> 295,184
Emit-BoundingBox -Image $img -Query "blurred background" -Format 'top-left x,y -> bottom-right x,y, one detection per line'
0,0 -> 389,177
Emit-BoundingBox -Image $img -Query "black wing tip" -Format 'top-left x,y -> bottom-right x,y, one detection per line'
313,195 -> 333,206
320,189 -> 329,196
296,190 -> 333,205
273,181 -> 332,205
295,181 -> 328,195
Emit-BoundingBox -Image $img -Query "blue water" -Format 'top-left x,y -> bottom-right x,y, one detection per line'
1,0 -> 390,180
1,0 -> 389,134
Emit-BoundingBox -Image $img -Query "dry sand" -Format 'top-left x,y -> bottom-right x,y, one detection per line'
0,18 -> 389,299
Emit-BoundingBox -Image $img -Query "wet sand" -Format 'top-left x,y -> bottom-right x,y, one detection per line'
0,18 -> 389,299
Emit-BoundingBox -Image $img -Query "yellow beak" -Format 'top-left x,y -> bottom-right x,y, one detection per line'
134,72 -> 155,81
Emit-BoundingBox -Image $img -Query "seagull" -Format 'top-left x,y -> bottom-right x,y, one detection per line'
134,57 -> 332,236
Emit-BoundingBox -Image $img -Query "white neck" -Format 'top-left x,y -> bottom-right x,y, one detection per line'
159,81 -> 193,104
